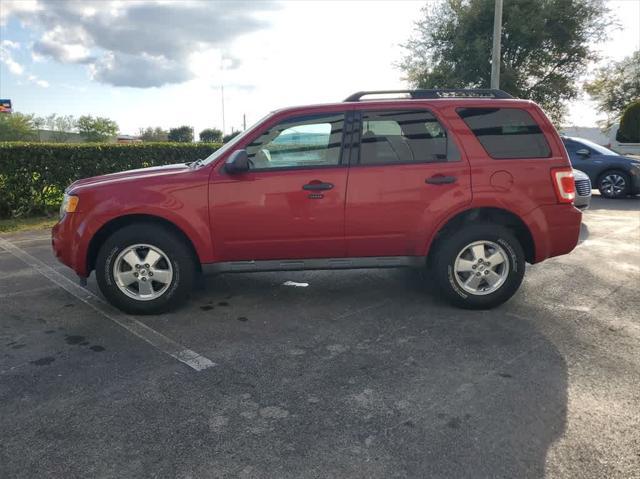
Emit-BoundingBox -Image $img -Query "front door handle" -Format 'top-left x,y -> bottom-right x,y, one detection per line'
425,175 -> 457,185
303,182 -> 334,191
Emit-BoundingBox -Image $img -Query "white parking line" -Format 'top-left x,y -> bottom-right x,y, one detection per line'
6,235 -> 51,245
0,284 -> 58,298
0,237 -> 216,372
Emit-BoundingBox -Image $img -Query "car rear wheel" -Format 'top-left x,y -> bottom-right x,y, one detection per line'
96,224 -> 195,314
598,170 -> 630,198
432,224 -> 525,309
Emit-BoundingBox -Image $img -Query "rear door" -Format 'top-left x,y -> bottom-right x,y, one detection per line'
345,108 -> 472,257
210,111 -> 351,261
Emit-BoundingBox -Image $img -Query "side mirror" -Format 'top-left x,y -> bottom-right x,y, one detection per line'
225,149 -> 250,174
576,148 -> 590,157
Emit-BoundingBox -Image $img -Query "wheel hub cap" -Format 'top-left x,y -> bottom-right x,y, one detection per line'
453,240 -> 510,296
113,244 -> 173,301
602,174 -> 625,196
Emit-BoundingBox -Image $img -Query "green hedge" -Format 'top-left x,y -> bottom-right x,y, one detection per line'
0,142 -> 221,218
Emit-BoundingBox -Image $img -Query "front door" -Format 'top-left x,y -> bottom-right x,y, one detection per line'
345,108 -> 472,257
210,111 -> 349,261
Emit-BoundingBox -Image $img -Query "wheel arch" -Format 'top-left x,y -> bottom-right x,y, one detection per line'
596,167 -> 630,183
86,214 -> 201,275
427,207 -> 536,264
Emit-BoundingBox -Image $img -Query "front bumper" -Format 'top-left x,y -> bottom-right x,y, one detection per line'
630,171 -> 640,194
52,213 -> 90,277
574,177 -> 591,210
574,196 -> 590,210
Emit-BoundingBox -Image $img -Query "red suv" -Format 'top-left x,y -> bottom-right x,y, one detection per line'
52,89 -> 581,314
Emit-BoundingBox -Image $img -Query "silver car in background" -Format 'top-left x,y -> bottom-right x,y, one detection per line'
573,168 -> 592,210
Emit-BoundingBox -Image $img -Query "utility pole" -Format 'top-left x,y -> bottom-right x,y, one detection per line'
220,57 -> 226,134
243,114 -> 246,131
490,0 -> 503,89
221,84 -> 225,135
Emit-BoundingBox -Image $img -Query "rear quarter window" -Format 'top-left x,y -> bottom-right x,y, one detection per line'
457,107 -> 551,159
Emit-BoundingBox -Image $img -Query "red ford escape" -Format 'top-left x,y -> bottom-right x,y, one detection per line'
52,89 -> 582,314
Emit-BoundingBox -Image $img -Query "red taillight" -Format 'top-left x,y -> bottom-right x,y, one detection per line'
551,168 -> 575,203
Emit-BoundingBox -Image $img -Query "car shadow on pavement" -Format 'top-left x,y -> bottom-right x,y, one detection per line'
578,222 -> 590,244
0,258 -> 569,478
178,269 -> 569,478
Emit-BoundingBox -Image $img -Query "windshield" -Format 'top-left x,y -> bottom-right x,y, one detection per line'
202,112 -> 274,165
574,137 -> 619,156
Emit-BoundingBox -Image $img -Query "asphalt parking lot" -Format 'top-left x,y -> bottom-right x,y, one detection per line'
1,195 -> 639,478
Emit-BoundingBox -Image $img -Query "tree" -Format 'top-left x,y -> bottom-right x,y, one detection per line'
77,115 -> 119,142
199,128 -> 223,143
32,115 -> 45,142
168,126 -> 194,143
40,114 -> 77,142
139,126 -> 169,142
223,130 -> 241,143
584,51 -> 640,128
617,101 -> 640,143
401,0 -> 611,124
0,113 -> 38,141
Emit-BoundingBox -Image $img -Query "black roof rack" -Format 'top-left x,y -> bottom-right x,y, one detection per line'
343,89 -> 513,102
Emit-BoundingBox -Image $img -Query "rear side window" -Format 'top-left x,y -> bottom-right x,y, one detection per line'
457,107 -> 551,159
358,110 -> 460,165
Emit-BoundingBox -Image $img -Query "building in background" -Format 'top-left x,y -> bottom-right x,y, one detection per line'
116,135 -> 142,144
560,126 -> 608,145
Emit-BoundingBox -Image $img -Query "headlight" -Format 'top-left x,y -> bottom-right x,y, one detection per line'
59,193 -> 79,218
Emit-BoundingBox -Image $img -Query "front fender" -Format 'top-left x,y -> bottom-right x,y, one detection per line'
71,175 -> 213,275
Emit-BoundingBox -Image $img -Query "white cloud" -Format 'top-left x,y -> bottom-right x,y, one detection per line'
89,52 -> 189,87
0,44 -> 24,75
33,27 -> 93,63
0,0 -> 42,26
0,41 -> 49,88
6,0 -> 279,88
28,74 -> 49,88
1,40 -> 20,49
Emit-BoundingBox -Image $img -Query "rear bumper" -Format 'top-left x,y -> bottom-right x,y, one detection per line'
523,204 -> 582,263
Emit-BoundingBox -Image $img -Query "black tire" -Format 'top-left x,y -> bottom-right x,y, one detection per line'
598,170 -> 631,199
431,224 -> 525,310
96,223 -> 196,314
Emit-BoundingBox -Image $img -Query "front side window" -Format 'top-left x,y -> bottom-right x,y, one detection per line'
246,113 -> 345,170
358,110 -> 460,165
571,137 -> 619,156
457,107 -> 551,159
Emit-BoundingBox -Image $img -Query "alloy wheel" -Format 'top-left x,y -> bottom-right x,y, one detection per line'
453,240 -> 510,296
113,244 -> 173,301
601,174 -> 626,197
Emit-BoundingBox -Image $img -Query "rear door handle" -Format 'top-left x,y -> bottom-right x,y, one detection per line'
303,182 -> 334,191
425,175 -> 457,185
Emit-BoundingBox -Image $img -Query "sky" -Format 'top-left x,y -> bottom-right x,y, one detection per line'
0,0 -> 639,136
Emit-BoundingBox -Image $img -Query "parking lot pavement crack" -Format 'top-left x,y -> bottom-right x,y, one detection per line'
0,237 -> 216,372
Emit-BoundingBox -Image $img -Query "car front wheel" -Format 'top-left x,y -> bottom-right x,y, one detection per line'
432,224 -> 525,309
96,224 -> 196,314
